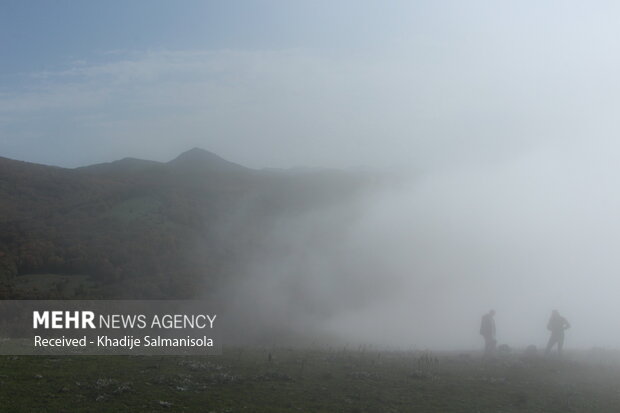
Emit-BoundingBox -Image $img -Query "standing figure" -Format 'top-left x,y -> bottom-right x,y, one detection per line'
480,310 -> 496,357
545,310 -> 570,356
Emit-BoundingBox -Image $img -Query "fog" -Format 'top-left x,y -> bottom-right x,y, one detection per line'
4,1 -> 620,351
215,136 -> 620,351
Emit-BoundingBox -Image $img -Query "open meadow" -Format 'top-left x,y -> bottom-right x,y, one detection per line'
1,347 -> 619,412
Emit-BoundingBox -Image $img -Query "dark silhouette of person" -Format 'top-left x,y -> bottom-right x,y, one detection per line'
545,310 -> 570,356
480,310 -> 496,357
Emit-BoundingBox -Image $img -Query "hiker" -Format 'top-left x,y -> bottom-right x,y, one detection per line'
545,310 -> 570,356
480,310 -> 496,357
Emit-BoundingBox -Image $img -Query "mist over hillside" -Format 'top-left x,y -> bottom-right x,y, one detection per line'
204,141 -> 620,351
0,148 -> 372,300
6,2 -> 620,412
3,144 -> 620,351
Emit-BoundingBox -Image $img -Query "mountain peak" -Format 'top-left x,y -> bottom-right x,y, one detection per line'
172,147 -> 221,161
168,148 -> 249,172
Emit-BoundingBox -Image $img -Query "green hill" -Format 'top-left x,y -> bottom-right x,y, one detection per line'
0,149 -> 369,299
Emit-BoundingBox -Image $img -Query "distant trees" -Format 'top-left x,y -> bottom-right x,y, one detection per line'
0,152 -> 368,299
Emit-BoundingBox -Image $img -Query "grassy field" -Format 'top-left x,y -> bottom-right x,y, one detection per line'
11,274 -> 96,298
0,347 -> 619,412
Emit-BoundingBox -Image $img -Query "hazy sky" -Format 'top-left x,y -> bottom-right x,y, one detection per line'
2,1 -> 620,169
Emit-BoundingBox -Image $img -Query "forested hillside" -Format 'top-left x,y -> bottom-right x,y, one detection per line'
0,149 -> 369,299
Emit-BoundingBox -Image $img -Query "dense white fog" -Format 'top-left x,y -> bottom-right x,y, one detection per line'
218,137 -> 620,350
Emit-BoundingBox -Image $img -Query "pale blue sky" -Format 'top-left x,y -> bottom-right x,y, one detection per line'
0,1 -> 424,77
1,1 -> 620,169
